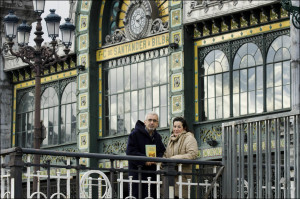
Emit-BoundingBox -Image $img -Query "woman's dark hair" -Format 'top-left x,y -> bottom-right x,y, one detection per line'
173,117 -> 191,133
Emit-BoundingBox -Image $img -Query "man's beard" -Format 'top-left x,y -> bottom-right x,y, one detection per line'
148,127 -> 156,131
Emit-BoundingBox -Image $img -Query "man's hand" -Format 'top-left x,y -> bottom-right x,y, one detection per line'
145,162 -> 155,166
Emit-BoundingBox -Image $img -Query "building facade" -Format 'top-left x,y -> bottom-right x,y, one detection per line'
2,0 -> 299,169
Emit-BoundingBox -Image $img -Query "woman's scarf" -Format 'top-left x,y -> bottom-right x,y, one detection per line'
167,131 -> 188,157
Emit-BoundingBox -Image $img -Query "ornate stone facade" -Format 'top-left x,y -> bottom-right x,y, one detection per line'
0,0 -> 35,149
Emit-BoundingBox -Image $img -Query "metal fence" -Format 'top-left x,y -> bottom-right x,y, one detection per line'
222,111 -> 300,198
0,147 -> 223,199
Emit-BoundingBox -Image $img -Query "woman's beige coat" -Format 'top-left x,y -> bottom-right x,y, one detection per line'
163,131 -> 198,198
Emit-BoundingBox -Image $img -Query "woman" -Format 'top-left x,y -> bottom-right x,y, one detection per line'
164,117 -> 198,198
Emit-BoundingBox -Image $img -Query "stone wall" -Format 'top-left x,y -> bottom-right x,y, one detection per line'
0,0 -> 35,149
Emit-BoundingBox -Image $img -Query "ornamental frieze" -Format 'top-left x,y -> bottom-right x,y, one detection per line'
184,0 -> 278,24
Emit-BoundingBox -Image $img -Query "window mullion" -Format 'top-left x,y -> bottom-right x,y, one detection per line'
58,81 -> 62,144
263,33 -> 267,112
229,41 -> 234,118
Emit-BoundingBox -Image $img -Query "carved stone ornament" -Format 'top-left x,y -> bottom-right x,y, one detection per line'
188,0 -> 257,16
150,18 -> 169,34
105,29 -> 126,45
104,0 -> 169,46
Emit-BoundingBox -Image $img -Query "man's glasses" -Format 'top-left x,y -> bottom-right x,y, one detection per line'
147,119 -> 158,123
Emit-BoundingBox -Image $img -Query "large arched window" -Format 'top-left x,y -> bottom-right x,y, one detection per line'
16,92 -> 34,147
61,82 -> 77,143
233,43 -> 263,116
266,35 -> 291,111
198,33 -> 291,122
16,78 -> 77,147
201,50 -> 230,120
41,87 -> 59,146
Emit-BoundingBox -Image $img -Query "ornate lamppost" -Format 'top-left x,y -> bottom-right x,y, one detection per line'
3,0 -> 75,193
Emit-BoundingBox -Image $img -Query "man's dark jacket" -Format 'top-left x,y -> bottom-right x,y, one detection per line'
126,120 -> 166,198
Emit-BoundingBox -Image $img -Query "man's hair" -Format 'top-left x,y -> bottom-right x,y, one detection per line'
145,111 -> 159,120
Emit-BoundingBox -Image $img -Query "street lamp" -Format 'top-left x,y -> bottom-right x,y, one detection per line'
3,2 -> 75,194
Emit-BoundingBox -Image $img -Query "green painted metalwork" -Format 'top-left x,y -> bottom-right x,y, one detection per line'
281,0 -> 300,29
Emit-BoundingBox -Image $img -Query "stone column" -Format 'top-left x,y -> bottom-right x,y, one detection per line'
291,0 -> 300,110
0,37 -> 12,150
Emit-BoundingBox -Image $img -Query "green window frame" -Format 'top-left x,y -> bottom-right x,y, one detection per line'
201,50 -> 230,120
266,35 -> 291,111
198,33 -> 291,122
41,87 -> 59,146
104,55 -> 169,136
61,82 -> 77,143
233,42 -> 263,116
16,92 -> 35,148
16,80 -> 77,147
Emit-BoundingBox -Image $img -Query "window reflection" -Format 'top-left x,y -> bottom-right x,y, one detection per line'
266,35 -> 291,111
16,92 -> 34,148
202,50 -> 229,120
61,82 -> 77,144
233,42 -> 263,116
104,56 -> 169,135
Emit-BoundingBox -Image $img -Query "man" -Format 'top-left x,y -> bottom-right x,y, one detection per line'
126,112 -> 166,199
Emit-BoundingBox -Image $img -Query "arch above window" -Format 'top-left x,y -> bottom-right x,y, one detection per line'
41,87 -> 59,108
203,50 -> 229,75
62,82 -> 77,104
17,92 -> 34,113
267,35 -> 291,63
233,43 -> 263,69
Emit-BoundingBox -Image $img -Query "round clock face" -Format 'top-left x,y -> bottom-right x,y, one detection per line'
130,7 -> 147,35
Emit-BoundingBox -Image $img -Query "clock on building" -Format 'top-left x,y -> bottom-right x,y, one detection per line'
124,0 -> 158,40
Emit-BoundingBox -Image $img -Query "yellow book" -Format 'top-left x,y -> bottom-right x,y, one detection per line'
145,145 -> 156,157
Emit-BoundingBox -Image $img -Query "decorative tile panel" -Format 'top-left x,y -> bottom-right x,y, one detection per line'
78,53 -> 89,68
78,34 -> 88,51
79,74 -> 88,90
172,95 -> 183,114
79,112 -> 88,129
79,93 -> 88,110
79,132 -> 89,149
171,0 -> 181,6
79,158 -> 89,166
171,30 -> 182,46
80,0 -> 91,12
171,73 -> 183,92
79,15 -> 89,31
171,9 -> 181,27
171,51 -> 183,70
200,147 -> 222,158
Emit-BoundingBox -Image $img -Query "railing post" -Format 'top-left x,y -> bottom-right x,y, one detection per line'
76,157 -> 80,199
163,162 -> 176,199
138,165 -> 142,199
110,159 -> 115,199
9,148 -> 23,199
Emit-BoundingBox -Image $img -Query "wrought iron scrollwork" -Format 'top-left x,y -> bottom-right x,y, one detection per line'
105,29 -> 126,45
150,18 -> 169,34
281,0 -> 300,29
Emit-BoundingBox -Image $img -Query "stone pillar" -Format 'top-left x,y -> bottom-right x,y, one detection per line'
0,39 -> 12,150
291,0 -> 300,110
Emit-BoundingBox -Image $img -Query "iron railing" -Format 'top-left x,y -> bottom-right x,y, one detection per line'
1,147 -> 223,199
222,110 -> 300,198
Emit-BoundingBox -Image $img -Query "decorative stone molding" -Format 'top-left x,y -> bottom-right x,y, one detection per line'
184,0 -> 278,24
104,19 -> 168,46
105,29 -> 126,45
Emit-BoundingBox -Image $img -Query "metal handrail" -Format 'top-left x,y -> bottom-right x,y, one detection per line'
0,147 -> 223,166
